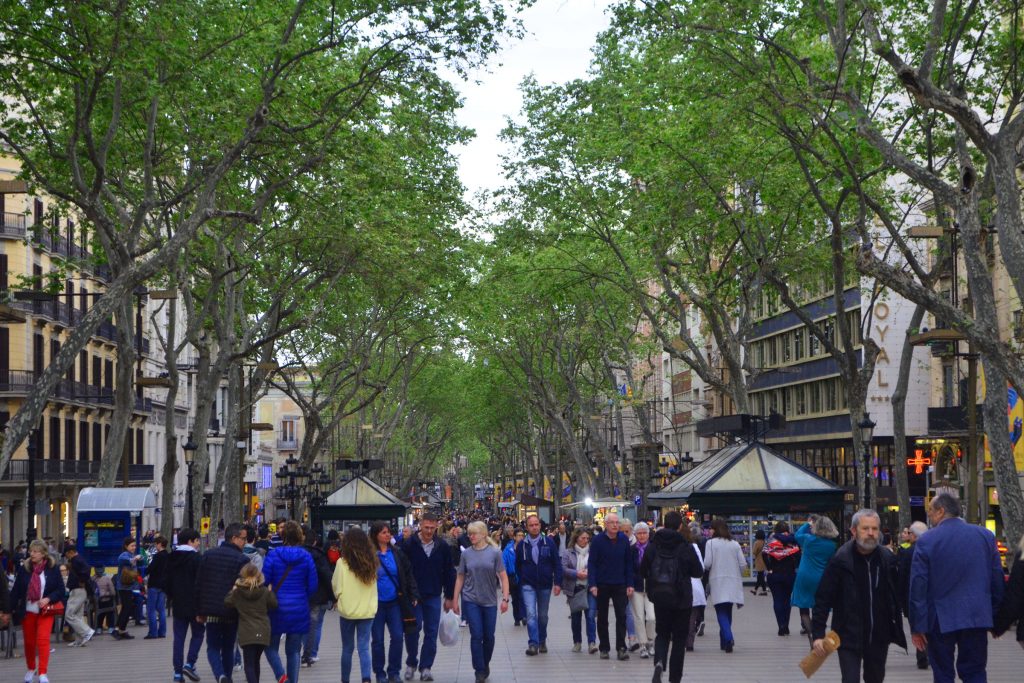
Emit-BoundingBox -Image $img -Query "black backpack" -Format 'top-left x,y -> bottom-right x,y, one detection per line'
646,545 -> 681,605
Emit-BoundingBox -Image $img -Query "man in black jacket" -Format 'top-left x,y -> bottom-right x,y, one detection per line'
302,525 -> 335,666
145,535 -> 170,639
63,544 -> 96,646
196,523 -> 250,683
167,528 -> 205,683
896,521 -> 929,670
642,511 -> 703,683
812,509 -> 907,683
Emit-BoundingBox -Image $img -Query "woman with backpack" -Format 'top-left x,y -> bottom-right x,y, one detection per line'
703,519 -> 746,653
763,521 -> 801,636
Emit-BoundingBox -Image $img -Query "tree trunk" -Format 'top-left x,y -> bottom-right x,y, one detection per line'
99,297 -> 137,486
159,293 -> 181,538
190,343 -> 217,529
220,361 -> 242,525
890,304 -> 925,531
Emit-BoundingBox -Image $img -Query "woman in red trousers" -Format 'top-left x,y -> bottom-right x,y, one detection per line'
11,539 -> 65,683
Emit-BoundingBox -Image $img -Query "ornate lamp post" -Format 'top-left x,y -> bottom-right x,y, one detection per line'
182,433 -> 198,529
858,414 -> 877,510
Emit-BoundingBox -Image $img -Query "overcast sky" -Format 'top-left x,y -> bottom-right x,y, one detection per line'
453,0 -> 612,199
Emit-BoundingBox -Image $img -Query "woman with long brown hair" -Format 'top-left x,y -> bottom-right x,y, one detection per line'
333,527 -> 380,683
369,521 -> 419,683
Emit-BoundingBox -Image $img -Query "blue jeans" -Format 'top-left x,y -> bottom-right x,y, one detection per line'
767,572 -> 795,631
714,603 -> 734,649
266,631 -> 304,683
404,594 -> 441,671
373,600 -> 404,680
172,616 -> 205,674
520,585 -> 551,647
341,617 -> 373,683
146,587 -> 167,637
570,592 -> 597,645
304,602 -> 329,659
461,600 -> 496,675
927,627 -> 988,683
625,591 -> 636,638
205,620 -> 239,680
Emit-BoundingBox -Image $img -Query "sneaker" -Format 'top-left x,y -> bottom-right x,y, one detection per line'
111,631 -> 122,640
82,629 -> 95,645
38,676 -> 49,683
696,621 -> 705,637
588,642 -> 598,654
724,640 -> 734,653
174,676 -> 184,683
120,631 -> 135,640
474,674 -> 486,683
525,645 -> 538,656
538,643 -> 547,653
309,655 -> 319,664
629,642 -> 640,652
572,643 -> 581,653
23,671 -> 34,683
218,677 -> 229,683
599,651 -> 610,659
182,664 -> 201,682
404,667 -> 415,681
639,646 -> 650,659
617,649 -> 630,661
419,669 -> 433,682
67,638 -> 81,647
651,662 -> 663,683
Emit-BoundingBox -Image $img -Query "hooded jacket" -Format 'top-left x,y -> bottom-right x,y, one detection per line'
195,542 -> 250,620
225,581 -> 278,647
166,547 -> 202,619
639,529 -> 703,607
811,539 -> 907,652
263,545 -> 318,635
304,543 -> 335,605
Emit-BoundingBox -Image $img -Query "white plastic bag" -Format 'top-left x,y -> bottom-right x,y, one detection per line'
439,608 -> 461,647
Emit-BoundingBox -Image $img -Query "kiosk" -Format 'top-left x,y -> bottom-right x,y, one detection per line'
76,487 -> 156,571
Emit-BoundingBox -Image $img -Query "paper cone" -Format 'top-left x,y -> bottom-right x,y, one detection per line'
800,631 -> 841,678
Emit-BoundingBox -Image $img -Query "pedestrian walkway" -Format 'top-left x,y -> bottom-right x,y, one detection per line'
7,593 -> 1021,682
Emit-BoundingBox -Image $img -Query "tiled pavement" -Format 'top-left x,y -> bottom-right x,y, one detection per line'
3,594 -> 1021,682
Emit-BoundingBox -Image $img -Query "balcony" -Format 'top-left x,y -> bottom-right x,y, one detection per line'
277,438 -> 298,450
0,369 -> 116,407
0,212 -> 27,238
0,459 -> 154,484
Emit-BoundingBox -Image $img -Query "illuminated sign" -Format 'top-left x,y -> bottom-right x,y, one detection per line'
907,450 -> 932,475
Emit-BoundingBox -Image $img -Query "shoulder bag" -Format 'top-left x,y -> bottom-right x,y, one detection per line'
381,553 -> 418,634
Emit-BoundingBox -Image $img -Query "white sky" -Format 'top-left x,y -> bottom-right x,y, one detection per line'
453,0 -> 613,199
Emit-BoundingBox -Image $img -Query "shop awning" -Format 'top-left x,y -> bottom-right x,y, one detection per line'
76,487 -> 157,513
648,441 -> 845,514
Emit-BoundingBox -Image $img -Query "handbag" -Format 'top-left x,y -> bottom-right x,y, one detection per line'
40,600 -> 64,617
381,554 -> 418,634
568,587 -> 588,614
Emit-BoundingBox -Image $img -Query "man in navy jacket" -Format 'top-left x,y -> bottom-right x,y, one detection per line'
909,493 -> 1004,683
399,513 -> 455,682
515,514 -> 563,655
588,512 -> 634,660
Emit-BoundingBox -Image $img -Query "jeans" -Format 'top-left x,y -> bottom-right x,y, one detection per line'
304,602 -> 329,659
509,584 -> 525,624
206,620 -> 240,680
625,592 -> 636,639
461,600 -> 497,675
341,617 -> 373,683
927,627 -> 989,683
766,572 -> 795,630
65,587 -> 92,639
172,616 -> 205,674
520,584 -> 552,647
570,591 -> 597,645
653,603 -> 692,683
837,641 -> 889,683
404,594 -> 441,671
595,584 -> 628,653
242,643 -> 265,683
147,587 -> 167,637
266,631 -> 304,683
373,599 -> 405,680
714,603 -> 734,649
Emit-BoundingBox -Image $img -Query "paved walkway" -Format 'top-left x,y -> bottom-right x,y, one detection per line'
3,593 -> 1020,682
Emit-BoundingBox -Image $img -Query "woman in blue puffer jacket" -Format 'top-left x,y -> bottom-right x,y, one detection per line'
263,520 -> 318,683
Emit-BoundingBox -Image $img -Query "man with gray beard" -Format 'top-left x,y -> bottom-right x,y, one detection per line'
811,509 -> 907,683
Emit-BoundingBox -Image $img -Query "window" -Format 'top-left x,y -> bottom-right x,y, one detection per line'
809,329 -> 821,357
281,419 -> 296,443
825,378 -> 839,412
49,416 -> 60,459
65,418 -> 75,462
793,328 -> 804,361
781,387 -> 791,416
793,385 -> 806,415
942,364 -> 955,407
822,317 -> 835,348
767,337 -> 778,365
809,382 -> 821,414
781,332 -> 792,363
79,421 -> 89,461
92,423 -> 102,461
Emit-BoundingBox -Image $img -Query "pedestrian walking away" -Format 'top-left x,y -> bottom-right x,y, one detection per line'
145,535 -> 170,640
264,520 -> 319,683
811,508 -> 906,683
791,515 -> 838,644
452,520 -> 510,683
687,522 -> 708,639
301,525 -> 336,667
370,521 -> 420,683
909,493 -> 1004,683
225,562 -> 278,683
333,527 -> 380,683
61,544 -> 96,647
398,512 -> 455,682
10,539 -> 65,683
642,511 -> 704,683
763,521 -> 800,636
561,527 -> 597,654
703,519 -> 745,653
166,528 -> 206,683
196,522 -> 251,683
992,532 -> 1024,651
896,521 -> 931,670
588,512 -> 634,660
515,514 -> 562,655
750,530 -> 768,596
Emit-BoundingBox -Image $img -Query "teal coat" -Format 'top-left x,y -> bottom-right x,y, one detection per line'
791,523 -> 837,609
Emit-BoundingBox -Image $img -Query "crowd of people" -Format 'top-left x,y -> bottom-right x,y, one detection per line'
0,494 -> 1022,683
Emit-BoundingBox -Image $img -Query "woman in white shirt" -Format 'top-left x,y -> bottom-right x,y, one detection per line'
702,519 -> 746,653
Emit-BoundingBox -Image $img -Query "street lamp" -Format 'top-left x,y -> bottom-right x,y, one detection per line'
182,432 -> 198,529
858,414 -> 876,510
26,430 -> 37,542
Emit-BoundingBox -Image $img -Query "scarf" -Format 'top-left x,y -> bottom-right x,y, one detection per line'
574,543 -> 590,576
27,560 -> 46,603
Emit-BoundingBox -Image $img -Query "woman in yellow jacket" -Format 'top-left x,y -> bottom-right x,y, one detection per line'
333,527 -> 380,683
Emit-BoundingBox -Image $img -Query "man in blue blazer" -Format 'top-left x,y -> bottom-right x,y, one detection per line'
909,493 -> 1004,682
